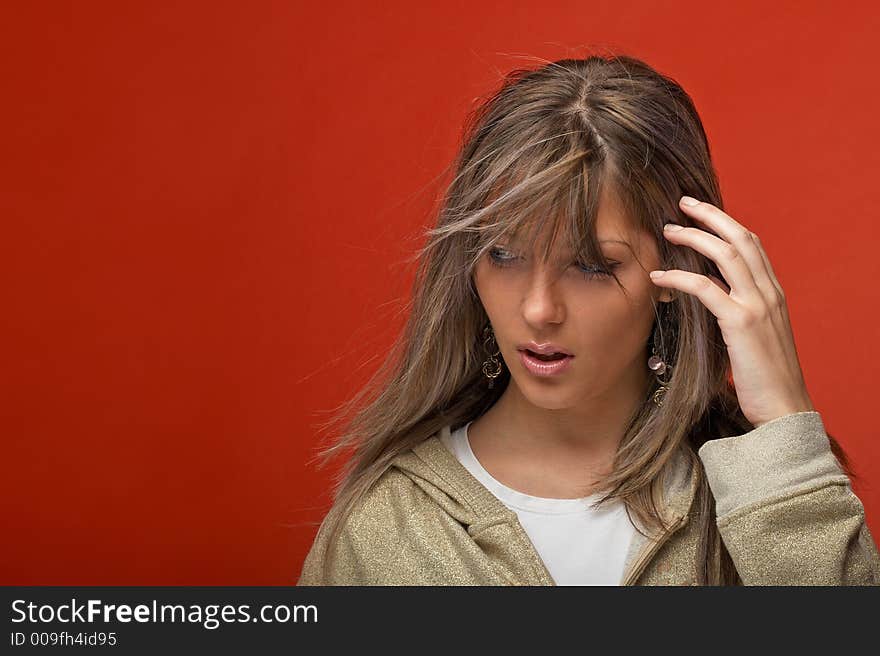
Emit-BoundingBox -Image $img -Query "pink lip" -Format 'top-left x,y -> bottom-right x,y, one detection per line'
517,341 -> 574,356
519,350 -> 573,377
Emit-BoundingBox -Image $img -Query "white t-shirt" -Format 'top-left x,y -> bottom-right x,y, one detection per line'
439,420 -> 637,586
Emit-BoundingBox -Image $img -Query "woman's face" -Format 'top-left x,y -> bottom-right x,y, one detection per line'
472,190 -> 673,410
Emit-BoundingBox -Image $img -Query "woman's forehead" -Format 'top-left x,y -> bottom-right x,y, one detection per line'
502,230 -> 630,251
500,215 -> 633,251
479,173 -> 644,257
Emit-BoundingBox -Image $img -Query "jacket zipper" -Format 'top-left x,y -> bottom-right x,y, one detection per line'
621,514 -> 688,586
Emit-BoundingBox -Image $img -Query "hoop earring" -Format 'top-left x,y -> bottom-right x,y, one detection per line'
481,323 -> 503,389
648,303 -> 676,407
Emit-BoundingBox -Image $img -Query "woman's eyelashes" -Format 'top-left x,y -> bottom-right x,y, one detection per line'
487,246 -> 620,281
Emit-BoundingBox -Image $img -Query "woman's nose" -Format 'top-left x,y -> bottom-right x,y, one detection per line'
521,269 -> 566,325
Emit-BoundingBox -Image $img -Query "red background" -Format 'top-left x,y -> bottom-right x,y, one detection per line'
1,1 -> 878,584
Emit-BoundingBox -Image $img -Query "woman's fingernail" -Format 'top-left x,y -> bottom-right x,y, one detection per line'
649,270 -> 665,279
680,196 -> 699,206
664,223 -> 683,231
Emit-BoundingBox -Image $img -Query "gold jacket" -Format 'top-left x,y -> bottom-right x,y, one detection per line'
297,411 -> 880,585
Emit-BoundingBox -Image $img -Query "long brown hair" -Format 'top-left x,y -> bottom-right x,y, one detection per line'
302,52 -> 857,585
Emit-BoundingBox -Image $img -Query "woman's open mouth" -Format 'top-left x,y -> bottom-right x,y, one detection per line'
519,349 -> 573,376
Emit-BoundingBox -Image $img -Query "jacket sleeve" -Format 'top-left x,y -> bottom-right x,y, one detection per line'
295,469 -> 466,585
697,410 -> 880,586
295,491 -> 403,586
294,509 -> 356,586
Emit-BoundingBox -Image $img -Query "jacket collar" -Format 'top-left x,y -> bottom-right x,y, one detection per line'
390,423 -> 700,584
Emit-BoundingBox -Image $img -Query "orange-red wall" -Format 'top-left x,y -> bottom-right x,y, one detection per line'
2,1 -> 877,583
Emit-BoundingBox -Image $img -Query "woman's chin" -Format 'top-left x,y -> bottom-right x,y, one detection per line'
516,381 -> 581,410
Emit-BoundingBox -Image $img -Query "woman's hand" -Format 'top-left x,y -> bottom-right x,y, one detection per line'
648,195 -> 816,429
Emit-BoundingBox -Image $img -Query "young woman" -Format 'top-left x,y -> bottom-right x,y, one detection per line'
296,53 -> 880,586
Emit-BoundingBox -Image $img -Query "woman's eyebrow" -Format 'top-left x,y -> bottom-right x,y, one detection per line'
494,237 -> 631,254
497,236 -> 629,245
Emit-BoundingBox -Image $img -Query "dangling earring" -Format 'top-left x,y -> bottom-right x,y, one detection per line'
482,323 -> 503,389
648,303 -> 676,407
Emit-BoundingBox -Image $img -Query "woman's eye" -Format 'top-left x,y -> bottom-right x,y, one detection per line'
488,247 -> 618,281
574,261 -> 618,281
487,247 -> 517,266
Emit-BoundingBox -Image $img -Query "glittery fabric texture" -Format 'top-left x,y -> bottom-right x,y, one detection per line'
297,411 -> 880,586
